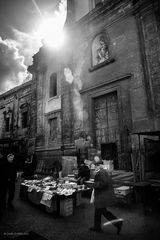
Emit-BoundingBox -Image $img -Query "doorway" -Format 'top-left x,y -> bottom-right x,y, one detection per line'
101,143 -> 118,170
144,138 -> 160,175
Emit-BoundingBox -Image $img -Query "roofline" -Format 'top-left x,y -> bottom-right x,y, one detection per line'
0,80 -> 32,99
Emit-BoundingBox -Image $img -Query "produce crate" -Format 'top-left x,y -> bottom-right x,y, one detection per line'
28,189 -> 42,205
60,198 -> 73,216
45,198 -> 57,214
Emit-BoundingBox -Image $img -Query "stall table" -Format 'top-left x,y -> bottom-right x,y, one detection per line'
19,182 -> 90,216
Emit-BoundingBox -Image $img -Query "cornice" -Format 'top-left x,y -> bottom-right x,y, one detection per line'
133,0 -> 159,15
73,0 -> 133,29
0,81 -> 32,99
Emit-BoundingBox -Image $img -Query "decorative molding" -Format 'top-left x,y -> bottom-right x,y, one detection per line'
45,109 -> 61,118
0,81 -> 32,99
80,73 -> 132,94
35,146 -> 61,152
89,58 -> 115,72
73,0 -> 132,30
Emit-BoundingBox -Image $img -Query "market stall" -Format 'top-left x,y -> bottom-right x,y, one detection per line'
20,176 -> 89,216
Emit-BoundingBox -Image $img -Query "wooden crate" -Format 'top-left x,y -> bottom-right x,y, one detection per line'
60,198 -> 73,216
76,191 -> 82,206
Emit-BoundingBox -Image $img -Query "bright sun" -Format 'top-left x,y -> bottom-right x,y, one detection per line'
37,17 -> 66,49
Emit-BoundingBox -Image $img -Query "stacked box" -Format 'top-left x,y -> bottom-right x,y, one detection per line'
60,198 -> 73,216
114,186 -> 133,204
114,186 -> 131,196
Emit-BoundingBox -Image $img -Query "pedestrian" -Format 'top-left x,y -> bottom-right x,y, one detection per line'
77,160 -> 90,185
1,153 -> 17,209
0,151 -> 7,221
90,156 -> 123,234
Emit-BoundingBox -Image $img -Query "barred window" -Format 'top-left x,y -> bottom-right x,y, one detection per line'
5,117 -> 10,132
49,118 -> 57,141
21,111 -> 28,128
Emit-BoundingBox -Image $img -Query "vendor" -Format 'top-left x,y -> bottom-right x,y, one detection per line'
52,160 -> 62,179
22,154 -> 37,179
77,160 -> 90,185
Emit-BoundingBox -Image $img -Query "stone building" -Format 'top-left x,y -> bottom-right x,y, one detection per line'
0,0 -> 159,180
0,80 -> 36,168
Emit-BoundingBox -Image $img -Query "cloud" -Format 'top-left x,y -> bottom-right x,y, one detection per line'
12,29 -> 42,66
0,30 -> 42,95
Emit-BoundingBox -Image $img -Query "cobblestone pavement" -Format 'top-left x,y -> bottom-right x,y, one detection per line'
0,181 -> 160,240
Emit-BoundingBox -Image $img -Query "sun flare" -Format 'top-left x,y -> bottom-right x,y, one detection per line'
37,17 -> 66,49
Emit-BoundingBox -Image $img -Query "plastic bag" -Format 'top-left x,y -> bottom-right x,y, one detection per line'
90,189 -> 94,204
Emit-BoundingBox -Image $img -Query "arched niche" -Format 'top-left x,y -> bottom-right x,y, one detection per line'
92,33 -> 110,67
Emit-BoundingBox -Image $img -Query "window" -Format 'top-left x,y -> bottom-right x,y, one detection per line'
49,73 -> 57,98
5,117 -> 10,132
21,111 -> 28,128
49,118 -> 57,141
3,108 -> 12,132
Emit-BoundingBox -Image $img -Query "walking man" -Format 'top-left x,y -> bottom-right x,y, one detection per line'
90,156 -> 123,234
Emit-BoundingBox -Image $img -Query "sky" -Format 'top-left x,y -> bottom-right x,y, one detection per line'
0,0 -> 62,94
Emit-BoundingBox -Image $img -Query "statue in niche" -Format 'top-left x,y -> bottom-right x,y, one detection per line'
96,35 -> 109,64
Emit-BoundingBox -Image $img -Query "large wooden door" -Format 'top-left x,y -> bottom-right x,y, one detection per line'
93,91 -> 119,167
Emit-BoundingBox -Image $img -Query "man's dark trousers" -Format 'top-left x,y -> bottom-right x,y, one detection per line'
94,207 -> 117,229
7,180 -> 15,204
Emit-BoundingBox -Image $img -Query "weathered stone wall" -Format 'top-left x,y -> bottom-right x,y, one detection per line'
129,0 -> 160,180
137,2 -> 160,121
32,48 -> 63,166
29,73 -> 37,139
0,81 -> 34,155
61,80 -> 74,145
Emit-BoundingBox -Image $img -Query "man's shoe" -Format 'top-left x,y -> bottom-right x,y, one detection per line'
90,227 -> 102,232
117,221 -> 123,235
